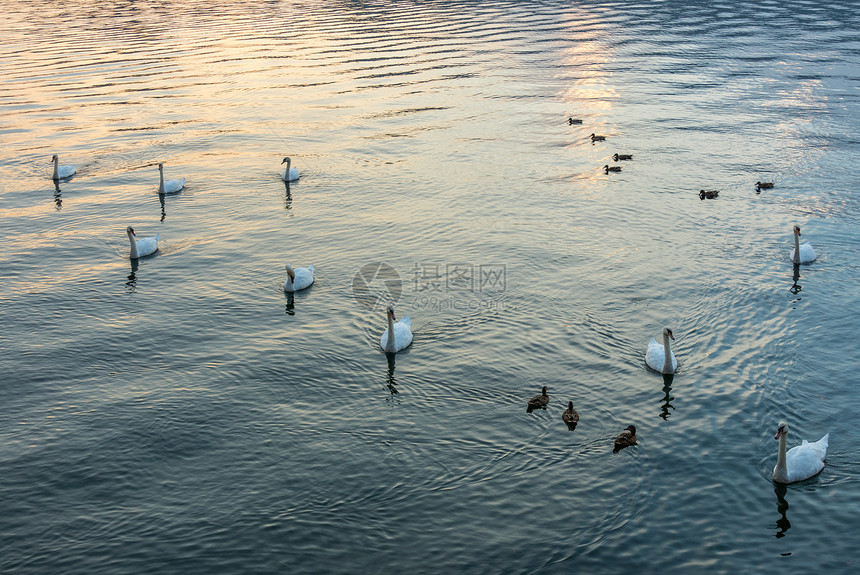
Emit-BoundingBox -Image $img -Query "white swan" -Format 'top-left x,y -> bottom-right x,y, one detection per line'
126,226 -> 159,258
283,264 -> 314,292
380,306 -> 413,353
158,162 -> 185,194
790,225 -> 817,264
645,327 -> 677,374
772,421 -> 828,484
51,154 -> 76,179
281,157 -> 299,182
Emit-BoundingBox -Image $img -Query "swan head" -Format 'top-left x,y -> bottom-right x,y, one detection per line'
793,225 -> 801,237
662,327 -> 674,340
775,421 -> 788,440
387,306 -> 396,321
625,425 -> 636,436
281,157 -> 291,165
51,154 -> 58,163
158,162 -> 164,171
127,226 -> 135,236
284,264 -> 295,281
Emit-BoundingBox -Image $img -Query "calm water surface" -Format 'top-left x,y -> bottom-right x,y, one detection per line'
1,1 -> 859,573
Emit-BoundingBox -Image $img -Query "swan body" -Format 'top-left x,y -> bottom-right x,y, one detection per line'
527,386 -> 549,411
562,401 -> 579,427
790,225 -> 817,264
772,421 -> 828,484
614,425 -> 637,451
281,157 -> 299,182
380,307 -> 413,353
51,154 -> 76,179
604,165 -> 621,173
568,117 -> 583,125
613,153 -> 633,161
158,163 -> 185,194
126,226 -> 158,258
283,264 -> 315,292
590,133 -> 606,142
646,327 -> 677,374
699,189 -> 719,200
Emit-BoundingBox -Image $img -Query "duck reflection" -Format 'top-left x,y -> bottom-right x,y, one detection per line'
285,292 -> 295,315
125,259 -> 139,293
159,192 -> 166,222
773,483 -> 791,538
659,373 -> 675,420
284,181 -> 292,210
789,263 -> 802,295
53,181 -> 63,210
385,351 -> 398,395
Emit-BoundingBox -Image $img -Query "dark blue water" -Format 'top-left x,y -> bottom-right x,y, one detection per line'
2,1 -> 859,572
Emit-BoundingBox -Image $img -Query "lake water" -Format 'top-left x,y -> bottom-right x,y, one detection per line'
1,1 -> 858,573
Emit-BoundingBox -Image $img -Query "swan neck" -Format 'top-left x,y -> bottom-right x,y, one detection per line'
662,332 -> 674,374
128,230 -> 139,259
158,166 -> 165,193
386,312 -> 396,351
52,156 -> 59,179
775,431 -> 788,480
793,230 -> 800,263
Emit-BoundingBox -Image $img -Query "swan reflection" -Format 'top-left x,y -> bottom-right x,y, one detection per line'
773,483 -> 791,538
53,181 -> 63,210
659,373 -> 675,420
385,352 -> 398,395
789,263 -> 802,295
125,259 -> 139,293
284,181 -> 293,210
159,192 -> 166,222
285,292 -> 295,316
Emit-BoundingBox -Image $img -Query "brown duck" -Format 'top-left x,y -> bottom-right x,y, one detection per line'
568,117 -> 583,125
613,425 -> 637,451
756,181 -> 774,191
699,189 -> 719,200
562,401 -> 579,428
527,386 -> 549,412
604,165 -> 622,173
613,153 -> 633,161
590,133 -> 606,142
